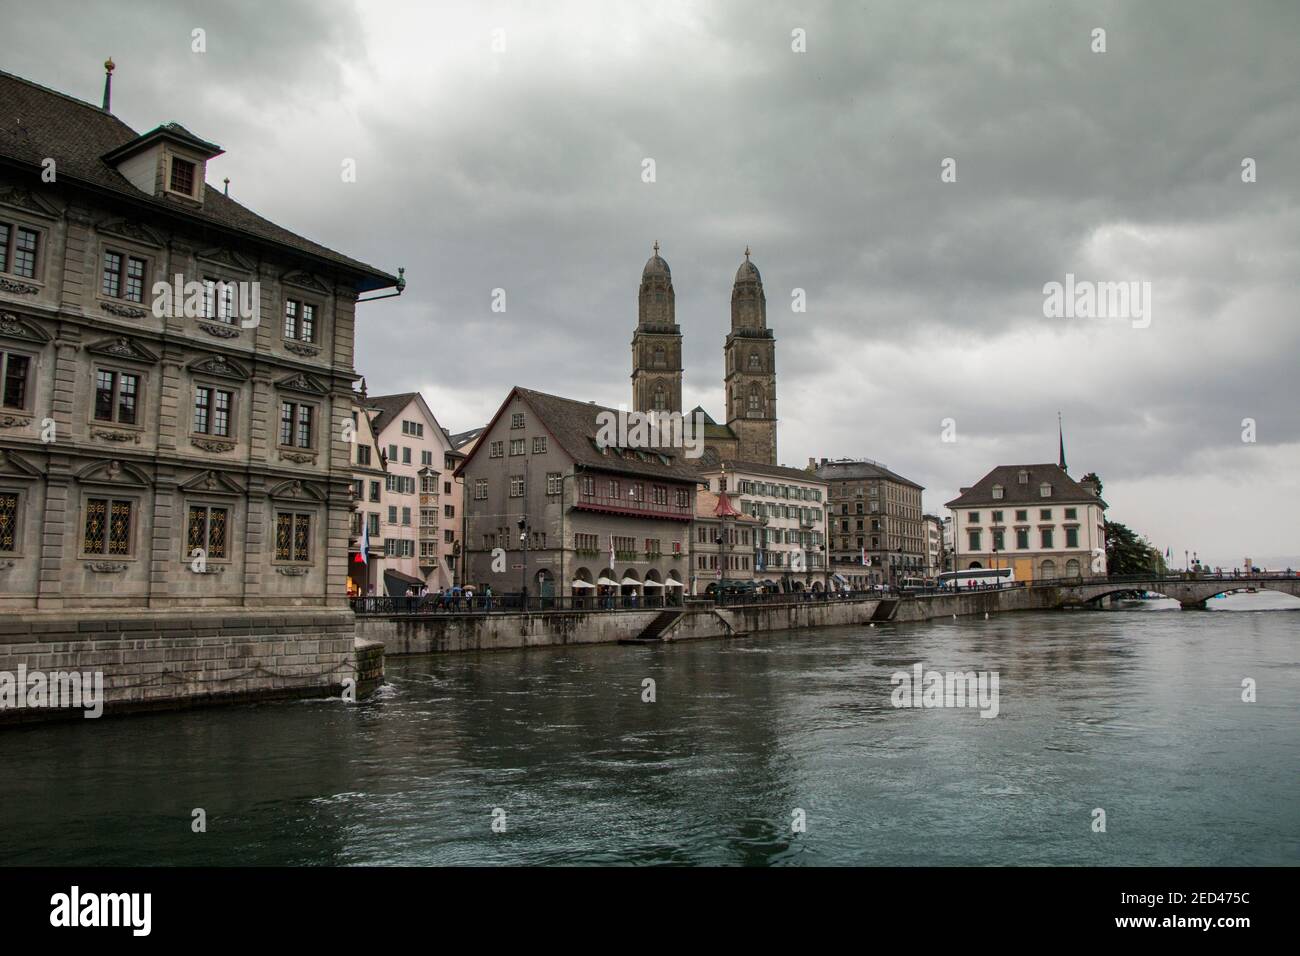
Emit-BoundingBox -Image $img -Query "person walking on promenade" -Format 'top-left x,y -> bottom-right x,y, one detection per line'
484,584 -> 494,610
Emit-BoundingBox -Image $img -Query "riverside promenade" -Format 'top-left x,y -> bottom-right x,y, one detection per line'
353,573 -> 1300,656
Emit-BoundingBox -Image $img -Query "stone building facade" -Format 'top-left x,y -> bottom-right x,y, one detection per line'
0,68 -> 397,716
815,458 -> 926,588
458,387 -> 697,603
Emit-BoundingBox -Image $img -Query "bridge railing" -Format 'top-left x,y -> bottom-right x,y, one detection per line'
1026,572 -> 1298,589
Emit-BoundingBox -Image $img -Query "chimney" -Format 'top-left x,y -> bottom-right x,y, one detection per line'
101,57 -> 114,112
808,457 -> 815,469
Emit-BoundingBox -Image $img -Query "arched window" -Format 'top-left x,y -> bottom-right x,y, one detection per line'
652,345 -> 666,368
748,351 -> 762,371
652,384 -> 667,411
747,384 -> 763,415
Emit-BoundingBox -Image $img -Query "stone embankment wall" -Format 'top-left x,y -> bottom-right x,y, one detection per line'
0,608 -> 361,724
356,589 -> 1067,657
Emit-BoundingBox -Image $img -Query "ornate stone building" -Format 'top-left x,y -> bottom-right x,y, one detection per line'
0,67 -> 398,715
629,243 -> 777,465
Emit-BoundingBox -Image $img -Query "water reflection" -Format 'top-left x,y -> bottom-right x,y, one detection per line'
1,600 -> 1296,866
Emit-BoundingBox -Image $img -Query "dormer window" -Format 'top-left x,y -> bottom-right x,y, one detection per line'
102,124 -> 223,207
1018,469 -> 1029,484
169,157 -> 196,197
1040,482 -> 1052,498
992,484 -> 1004,499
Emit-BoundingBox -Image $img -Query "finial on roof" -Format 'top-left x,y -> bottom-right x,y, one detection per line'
102,57 -> 115,113
744,245 -> 750,260
222,177 -> 230,196
653,239 -> 659,256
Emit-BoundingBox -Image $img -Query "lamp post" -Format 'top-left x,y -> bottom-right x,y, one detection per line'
517,517 -> 528,609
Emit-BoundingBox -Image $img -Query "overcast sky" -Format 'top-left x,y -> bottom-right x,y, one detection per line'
4,0 -> 1297,568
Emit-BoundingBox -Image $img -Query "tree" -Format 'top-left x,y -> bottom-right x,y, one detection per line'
1104,520 -> 1165,576
1081,471 -> 1103,497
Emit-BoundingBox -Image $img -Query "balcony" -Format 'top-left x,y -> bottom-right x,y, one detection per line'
574,490 -> 693,523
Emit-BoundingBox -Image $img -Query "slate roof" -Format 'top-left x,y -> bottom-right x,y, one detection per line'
711,459 -> 828,483
686,405 -> 737,441
484,387 -> 709,484
0,69 -> 396,291
365,392 -> 421,435
945,463 -> 1107,509
448,427 -> 485,449
815,458 -> 924,490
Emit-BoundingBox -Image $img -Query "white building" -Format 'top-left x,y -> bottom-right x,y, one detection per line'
698,461 -> 830,591
945,463 -> 1107,581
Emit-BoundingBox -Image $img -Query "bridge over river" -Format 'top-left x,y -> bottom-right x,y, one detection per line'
1020,573 -> 1300,610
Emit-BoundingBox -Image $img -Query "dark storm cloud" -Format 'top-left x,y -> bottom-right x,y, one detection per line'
3,0 -> 1296,563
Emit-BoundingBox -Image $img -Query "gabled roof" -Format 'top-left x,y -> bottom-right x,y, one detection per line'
0,69 -> 396,291
367,391 -> 451,448
815,458 -> 924,490
945,463 -> 1108,510
458,387 -> 708,484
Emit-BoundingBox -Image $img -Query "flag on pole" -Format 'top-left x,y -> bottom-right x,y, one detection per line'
609,533 -> 615,570
358,518 -> 370,565
861,545 -> 867,566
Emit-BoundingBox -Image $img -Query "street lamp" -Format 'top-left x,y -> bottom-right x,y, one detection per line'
517,517 -> 528,608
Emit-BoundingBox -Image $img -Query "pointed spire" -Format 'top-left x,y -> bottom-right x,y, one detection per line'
1058,411 -> 1067,473
101,57 -> 115,113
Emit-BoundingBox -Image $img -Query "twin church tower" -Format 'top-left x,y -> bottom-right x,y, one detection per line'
629,242 -> 778,465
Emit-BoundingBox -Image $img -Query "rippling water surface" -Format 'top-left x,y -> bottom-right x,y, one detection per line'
2,596 -> 1297,866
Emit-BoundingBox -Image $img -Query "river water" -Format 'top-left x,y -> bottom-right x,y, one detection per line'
2,595 -> 1296,866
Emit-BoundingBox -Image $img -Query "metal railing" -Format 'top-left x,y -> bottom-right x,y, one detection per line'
350,593 -> 686,615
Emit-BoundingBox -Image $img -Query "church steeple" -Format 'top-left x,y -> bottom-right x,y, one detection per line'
1058,411 -> 1067,473
724,247 -> 777,464
631,241 -> 682,414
